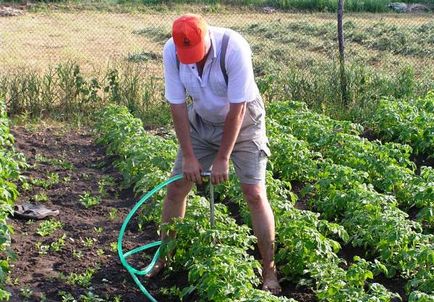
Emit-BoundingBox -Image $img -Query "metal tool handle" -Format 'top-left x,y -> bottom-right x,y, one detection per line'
200,171 -> 215,228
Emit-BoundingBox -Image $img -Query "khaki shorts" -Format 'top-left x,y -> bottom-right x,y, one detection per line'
172,97 -> 271,184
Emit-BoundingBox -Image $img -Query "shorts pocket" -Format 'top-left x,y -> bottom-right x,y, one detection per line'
253,139 -> 271,158
246,98 -> 265,125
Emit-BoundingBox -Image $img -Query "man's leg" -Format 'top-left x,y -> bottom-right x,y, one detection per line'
240,182 -> 281,295
146,178 -> 193,277
161,178 -> 193,236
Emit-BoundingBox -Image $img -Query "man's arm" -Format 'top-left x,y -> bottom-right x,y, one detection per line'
170,103 -> 203,184
212,102 -> 246,184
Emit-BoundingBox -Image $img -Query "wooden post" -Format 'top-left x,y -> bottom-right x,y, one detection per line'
337,0 -> 348,106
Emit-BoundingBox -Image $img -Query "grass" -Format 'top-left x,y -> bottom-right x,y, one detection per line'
11,0 -> 434,13
0,6 -> 433,124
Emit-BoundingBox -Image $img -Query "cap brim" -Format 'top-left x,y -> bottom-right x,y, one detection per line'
176,41 -> 205,64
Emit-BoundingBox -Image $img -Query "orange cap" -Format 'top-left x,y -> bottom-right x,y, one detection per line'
172,14 -> 208,64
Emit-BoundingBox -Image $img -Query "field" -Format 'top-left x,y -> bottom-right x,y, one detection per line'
1,3 -> 434,302
1,6 -> 433,121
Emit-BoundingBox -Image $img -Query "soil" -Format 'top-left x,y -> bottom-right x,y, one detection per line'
6,125 -> 316,302
6,125 -> 186,302
411,153 -> 434,173
360,128 -> 381,142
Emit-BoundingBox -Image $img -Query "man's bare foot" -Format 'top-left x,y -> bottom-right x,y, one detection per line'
145,259 -> 166,278
262,269 -> 281,295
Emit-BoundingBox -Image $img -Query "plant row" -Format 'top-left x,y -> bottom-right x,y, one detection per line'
95,104 -> 399,301
220,172 -> 400,301
370,91 -> 434,155
0,100 -> 26,300
267,100 -> 434,228
95,104 -> 293,302
265,117 -> 434,300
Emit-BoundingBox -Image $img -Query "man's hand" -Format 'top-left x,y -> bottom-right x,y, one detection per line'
211,102 -> 245,185
211,158 -> 229,184
183,155 -> 203,184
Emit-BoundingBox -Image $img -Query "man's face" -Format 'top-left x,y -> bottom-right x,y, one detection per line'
195,32 -> 211,63
204,32 -> 211,55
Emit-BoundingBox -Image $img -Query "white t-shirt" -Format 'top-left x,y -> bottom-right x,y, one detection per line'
163,26 -> 260,123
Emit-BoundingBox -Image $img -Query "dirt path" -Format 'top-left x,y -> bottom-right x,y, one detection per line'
6,125 -> 186,302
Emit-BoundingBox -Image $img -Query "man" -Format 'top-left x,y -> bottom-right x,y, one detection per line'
147,14 -> 281,294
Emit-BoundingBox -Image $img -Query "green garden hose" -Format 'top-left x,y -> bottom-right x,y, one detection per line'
117,173 -> 214,302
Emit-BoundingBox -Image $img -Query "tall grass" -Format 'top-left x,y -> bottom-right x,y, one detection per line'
0,61 -> 171,127
258,61 -> 432,123
17,0 -> 434,12
262,0 -> 432,12
1,8 -> 432,126
1,59 -> 432,127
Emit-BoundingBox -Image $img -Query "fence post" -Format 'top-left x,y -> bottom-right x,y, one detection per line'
337,0 -> 349,106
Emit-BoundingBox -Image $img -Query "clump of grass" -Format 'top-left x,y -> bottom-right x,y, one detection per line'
127,51 -> 161,63
2,57 -> 432,128
0,61 -> 101,122
345,21 -> 434,58
259,60 -> 433,123
29,0 -> 432,13
132,26 -> 171,44
0,61 -> 172,127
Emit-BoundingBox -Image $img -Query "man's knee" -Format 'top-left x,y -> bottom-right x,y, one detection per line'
242,183 -> 267,210
166,178 -> 192,201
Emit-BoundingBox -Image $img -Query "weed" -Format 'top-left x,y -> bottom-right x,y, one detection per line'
19,287 -> 33,299
66,268 -> 96,288
79,291 -> 104,302
50,234 -> 67,252
93,226 -> 104,234
21,181 -> 32,191
40,293 -> 48,302
34,192 -> 49,202
79,192 -> 101,208
110,242 -> 117,252
47,172 -> 60,186
30,177 -> 51,189
72,249 -> 83,260
127,51 -> 161,63
59,290 -> 76,302
81,173 -> 92,180
35,241 -> 50,255
30,172 -> 60,190
112,295 -> 122,302
83,237 -> 97,248
37,219 -> 63,237
132,26 -> 170,44
98,176 -> 115,197
35,154 -> 74,170
108,208 -> 118,221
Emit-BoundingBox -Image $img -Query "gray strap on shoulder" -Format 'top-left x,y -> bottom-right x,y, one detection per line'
220,32 -> 230,86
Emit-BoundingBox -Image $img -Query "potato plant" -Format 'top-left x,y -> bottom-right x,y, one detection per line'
0,99 -> 26,300
95,104 -> 402,301
268,100 -> 434,228
266,114 -> 434,299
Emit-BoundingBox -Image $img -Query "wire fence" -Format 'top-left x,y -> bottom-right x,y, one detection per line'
0,3 -> 433,121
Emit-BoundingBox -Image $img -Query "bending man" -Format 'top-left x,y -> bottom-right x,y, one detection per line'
147,14 -> 281,294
